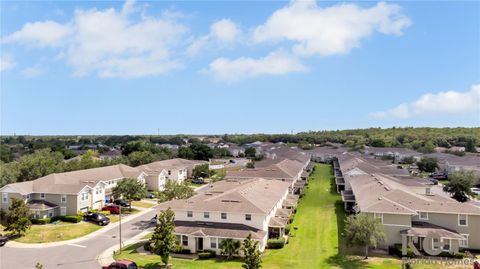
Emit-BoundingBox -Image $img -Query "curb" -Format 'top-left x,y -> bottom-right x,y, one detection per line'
96,230 -> 152,266
6,206 -> 157,249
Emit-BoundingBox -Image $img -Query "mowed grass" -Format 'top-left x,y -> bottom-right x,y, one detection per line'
114,164 -> 460,269
131,200 -> 156,208
14,221 -> 102,243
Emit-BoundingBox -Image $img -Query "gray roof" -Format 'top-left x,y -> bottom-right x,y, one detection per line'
174,221 -> 266,240
226,158 -> 304,180
159,178 -> 291,214
401,222 -> 465,240
137,158 -> 207,175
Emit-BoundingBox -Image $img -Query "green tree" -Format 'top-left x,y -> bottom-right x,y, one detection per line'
242,234 -> 262,269
122,140 -> 158,156
465,137 -> 477,153
400,156 -> 416,165
149,208 -> 177,266
17,148 -> 64,182
5,198 -> 32,236
192,163 -> 210,178
0,162 -> 20,188
416,157 -> 438,172
127,151 -> 156,167
443,170 -> 475,202
178,147 -> 195,160
220,238 -> 241,260
245,147 -> 256,158
0,144 -> 13,163
190,144 -> 213,160
112,178 -> 148,209
344,214 -> 385,259
160,181 -> 194,201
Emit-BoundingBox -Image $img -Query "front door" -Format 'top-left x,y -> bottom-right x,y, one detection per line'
197,238 -> 204,251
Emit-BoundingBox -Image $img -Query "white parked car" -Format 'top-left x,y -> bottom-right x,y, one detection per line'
471,187 -> 480,195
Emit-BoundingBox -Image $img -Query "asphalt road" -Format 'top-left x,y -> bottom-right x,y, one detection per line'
0,206 -> 159,269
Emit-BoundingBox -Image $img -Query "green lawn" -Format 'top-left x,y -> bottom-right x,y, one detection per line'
114,164 -> 460,269
132,200 -> 156,208
14,221 -> 102,243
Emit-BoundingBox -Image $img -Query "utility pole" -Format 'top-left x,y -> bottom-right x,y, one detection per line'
119,205 -> 122,253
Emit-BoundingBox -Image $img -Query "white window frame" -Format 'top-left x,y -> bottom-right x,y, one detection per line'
245,214 -> 252,221
187,211 -> 193,217
419,212 -> 429,220
204,212 -> 210,219
458,214 -> 468,227
2,193 -> 8,203
432,237 -> 440,250
48,211 -> 54,218
374,213 -> 383,224
221,212 -> 227,219
210,237 -> 217,249
40,193 -> 45,199
61,194 -> 67,203
460,234 -> 469,248
60,207 -> 67,216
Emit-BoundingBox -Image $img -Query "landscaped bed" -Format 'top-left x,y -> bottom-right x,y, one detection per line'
113,164 -> 464,269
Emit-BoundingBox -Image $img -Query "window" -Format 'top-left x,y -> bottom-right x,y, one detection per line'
48,211 -> 53,218
182,235 -> 188,246
221,213 -> 227,219
187,211 -> 193,217
374,213 -> 383,224
458,214 -> 468,226
60,207 -> 67,216
419,212 -> 428,220
168,170 -> 171,175
442,239 -> 450,251
40,193 -> 45,199
204,212 -> 210,219
211,238 -> 217,249
432,238 -> 440,250
245,214 -> 251,221
460,234 -> 469,248
61,194 -> 67,203
2,193 -> 7,203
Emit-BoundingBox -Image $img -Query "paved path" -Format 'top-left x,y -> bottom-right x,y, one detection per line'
0,205 -> 160,269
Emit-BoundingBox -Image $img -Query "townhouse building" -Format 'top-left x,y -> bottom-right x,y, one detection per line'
158,178 -> 294,254
333,154 -> 480,254
0,164 -> 145,219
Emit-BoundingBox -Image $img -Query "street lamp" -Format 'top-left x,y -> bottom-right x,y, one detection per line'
119,205 -> 122,253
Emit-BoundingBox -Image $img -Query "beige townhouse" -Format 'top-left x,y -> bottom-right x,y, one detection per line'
0,164 -> 145,219
158,178 -> 294,254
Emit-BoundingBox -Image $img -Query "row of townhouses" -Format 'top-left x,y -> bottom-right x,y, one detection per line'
158,150 -> 312,254
332,153 -> 480,254
0,159 -> 204,219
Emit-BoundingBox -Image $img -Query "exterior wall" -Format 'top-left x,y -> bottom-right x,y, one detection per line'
177,234 -> 266,255
413,212 -> 480,250
364,212 -> 412,247
175,210 -> 265,230
0,192 -> 24,212
166,168 -> 187,183
145,174 -> 166,191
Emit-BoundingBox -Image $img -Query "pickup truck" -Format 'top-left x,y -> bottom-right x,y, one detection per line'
102,260 -> 138,269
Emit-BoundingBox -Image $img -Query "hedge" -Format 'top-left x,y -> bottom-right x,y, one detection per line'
51,215 -> 82,223
198,250 -> 215,260
31,218 -> 51,225
267,238 -> 286,249
285,224 -> 291,235
144,242 -> 151,252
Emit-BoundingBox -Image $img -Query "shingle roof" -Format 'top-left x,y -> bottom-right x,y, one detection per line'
159,178 -> 291,214
226,159 -> 304,180
3,164 -> 141,195
174,221 -> 267,240
137,158 -> 207,175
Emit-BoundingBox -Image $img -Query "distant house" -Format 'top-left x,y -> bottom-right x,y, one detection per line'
137,158 -> 207,190
363,147 -> 422,163
0,164 -> 145,218
99,149 -> 122,160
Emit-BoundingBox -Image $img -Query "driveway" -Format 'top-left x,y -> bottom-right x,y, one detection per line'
0,205 -> 159,269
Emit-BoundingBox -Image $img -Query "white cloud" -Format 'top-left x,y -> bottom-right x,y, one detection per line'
253,0 -> 411,56
2,1 -> 187,78
371,84 -> 480,119
3,21 -> 72,47
206,50 -> 307,82
21,65 -> 47,77
187,19 -> 240,55
0,54 -> 16,71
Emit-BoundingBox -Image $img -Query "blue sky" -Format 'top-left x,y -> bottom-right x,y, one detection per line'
1,0 -> 479,135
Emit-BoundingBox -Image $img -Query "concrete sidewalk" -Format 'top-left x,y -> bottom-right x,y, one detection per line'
6,206 -> 157,249
97,229 -> 152,266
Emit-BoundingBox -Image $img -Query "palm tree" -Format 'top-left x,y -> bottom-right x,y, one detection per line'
220,238 -> 241,260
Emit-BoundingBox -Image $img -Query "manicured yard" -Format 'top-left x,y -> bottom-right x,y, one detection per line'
14,221 -> 102,243
131,200 -> 156,208
114,164 -> 462,269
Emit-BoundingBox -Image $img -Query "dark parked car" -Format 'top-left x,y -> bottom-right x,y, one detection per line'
83,212 -> 110,226
0,235 -> 8,247
430,172 -> 448,180
102,260 -> 138,269
192,177 -> 204,184
113,199 -> 130,207
102,204 -> 121,214
147,192 -> 155,199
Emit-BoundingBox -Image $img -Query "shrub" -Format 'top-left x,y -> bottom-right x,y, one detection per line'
390,244 -> 416,258
51,215 -> 82,223
101,210 -> 111,216
267,238 -> 286,249
285,224 -> 291,235
31,218 -> 51,225
198,250 -> 215,260
204,249 -> 216,257
454,252 -> 465,259
144,242 -> 151,252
